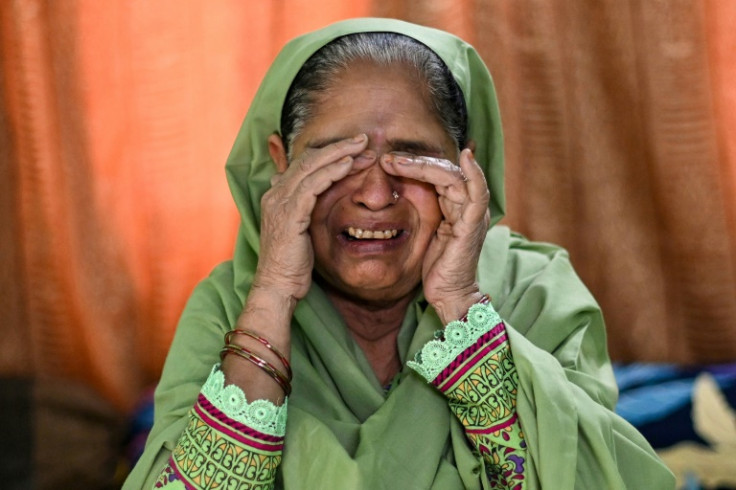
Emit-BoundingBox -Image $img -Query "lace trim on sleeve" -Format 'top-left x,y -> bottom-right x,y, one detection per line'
201,364 -> 288,436
407,301 -> 501,382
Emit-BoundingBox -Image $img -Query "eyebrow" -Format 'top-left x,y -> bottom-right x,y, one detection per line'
305,136 -> 348,149
305,136 -> 445,156
387,138 -> 445,156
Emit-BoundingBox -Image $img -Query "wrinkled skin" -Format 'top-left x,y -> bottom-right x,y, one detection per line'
259,61 -> 490,323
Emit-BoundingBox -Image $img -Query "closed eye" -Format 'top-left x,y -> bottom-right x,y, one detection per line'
388,139 -> 445,158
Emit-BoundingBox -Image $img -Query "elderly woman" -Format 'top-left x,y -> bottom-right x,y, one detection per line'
125,18 -> 673,489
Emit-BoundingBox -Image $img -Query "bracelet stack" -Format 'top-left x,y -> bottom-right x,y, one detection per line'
220,329 -> 292,396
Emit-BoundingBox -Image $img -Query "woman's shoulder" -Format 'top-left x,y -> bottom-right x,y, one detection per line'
176,260 -> 243,329
189,260 -> 238,299
481,225 -> 573,280
488,225 -> 569,259
479,225 -> 596,313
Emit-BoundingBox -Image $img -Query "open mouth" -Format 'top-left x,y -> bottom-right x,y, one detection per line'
344,227 -> 401,240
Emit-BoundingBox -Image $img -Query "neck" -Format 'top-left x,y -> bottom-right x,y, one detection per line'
323,287 -> 416,385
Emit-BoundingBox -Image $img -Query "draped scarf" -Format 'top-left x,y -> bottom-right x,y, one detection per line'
127,18 -> 672,490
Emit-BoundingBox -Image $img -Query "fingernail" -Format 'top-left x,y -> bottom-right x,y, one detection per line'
354,151 -> 376,166
382,154 -> 394,164
351,134 -> 366,143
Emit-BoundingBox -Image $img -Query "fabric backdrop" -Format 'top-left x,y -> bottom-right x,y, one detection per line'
1,0 -> 735,413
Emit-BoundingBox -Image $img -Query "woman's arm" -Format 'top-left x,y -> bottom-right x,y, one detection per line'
409,293 -> 675,489
123,268 -> 292,490
150,288 -> 294,490
125,136 -> 371,489
409,298 -> 527,489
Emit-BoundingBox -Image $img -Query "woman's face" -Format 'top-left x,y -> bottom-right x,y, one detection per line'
291,61 -> 458,305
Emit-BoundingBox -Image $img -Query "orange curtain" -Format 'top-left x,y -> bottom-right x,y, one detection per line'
1,0 -> 735,413
0,0 -> 371,412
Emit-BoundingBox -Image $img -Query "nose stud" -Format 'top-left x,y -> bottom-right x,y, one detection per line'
392,191 -> 399,201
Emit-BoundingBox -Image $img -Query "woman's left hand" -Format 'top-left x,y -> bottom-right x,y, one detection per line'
381,149 -> 490,323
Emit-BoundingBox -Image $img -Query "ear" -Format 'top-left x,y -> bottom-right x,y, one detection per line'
268,134 -> 289,173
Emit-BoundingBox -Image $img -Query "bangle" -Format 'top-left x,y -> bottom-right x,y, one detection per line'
220,344 -> 292,396
225,329 -> 292,380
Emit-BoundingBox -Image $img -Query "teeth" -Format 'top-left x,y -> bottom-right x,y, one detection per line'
347,227 -> 399,240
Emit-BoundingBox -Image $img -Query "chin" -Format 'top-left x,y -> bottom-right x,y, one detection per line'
314,271 -> 419,306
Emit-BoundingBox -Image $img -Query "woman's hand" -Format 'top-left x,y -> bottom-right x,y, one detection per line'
253,134 -> 370,303
381,149 -> 490,323
226,136 -> 372,402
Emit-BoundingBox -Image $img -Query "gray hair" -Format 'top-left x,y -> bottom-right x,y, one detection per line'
280,32 -> 467,159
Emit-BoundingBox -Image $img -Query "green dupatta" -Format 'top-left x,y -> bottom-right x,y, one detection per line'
126,18 -> 673,489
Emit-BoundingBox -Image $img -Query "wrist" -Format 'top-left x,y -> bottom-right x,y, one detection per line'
252,264 -> 310,302
249,276 -> 299,310
431,287 -> 485,324
239,283 -> 296,347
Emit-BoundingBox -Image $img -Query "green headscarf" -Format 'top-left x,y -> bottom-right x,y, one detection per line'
225,18 -> 505,297
126,18 -> 673,489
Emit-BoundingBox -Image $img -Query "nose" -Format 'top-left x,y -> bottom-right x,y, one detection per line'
351,161 -> 396,211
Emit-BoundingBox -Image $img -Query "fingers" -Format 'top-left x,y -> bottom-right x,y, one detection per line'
289,156 -> 353,212
270,149 -> 373,188
458,149 -> 489,203
380,152 -> 467,188
263,134 -> 375,232
263,155 -> 354,226
381,150 -> 490,213
279,134 -> 369,184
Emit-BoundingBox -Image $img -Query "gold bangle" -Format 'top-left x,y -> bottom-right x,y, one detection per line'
225,329 -> 292,380
220,344 -> 292,396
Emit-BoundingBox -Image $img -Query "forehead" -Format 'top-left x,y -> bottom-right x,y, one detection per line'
309,62 -> 441,126
319,60 -> 428,103
294,62 -> 454,155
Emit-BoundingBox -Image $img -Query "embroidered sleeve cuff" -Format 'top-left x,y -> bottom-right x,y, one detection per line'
201,364 -> 287,437
407,300 -> 502,383
158,365 -> 287,489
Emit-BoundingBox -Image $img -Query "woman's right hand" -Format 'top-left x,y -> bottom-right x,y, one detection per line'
252,133 -> 371,302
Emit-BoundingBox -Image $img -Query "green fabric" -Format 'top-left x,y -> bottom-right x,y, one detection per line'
125,17 -> 674,490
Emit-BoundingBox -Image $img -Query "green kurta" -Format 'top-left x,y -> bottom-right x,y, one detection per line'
126,18 -> 674,489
